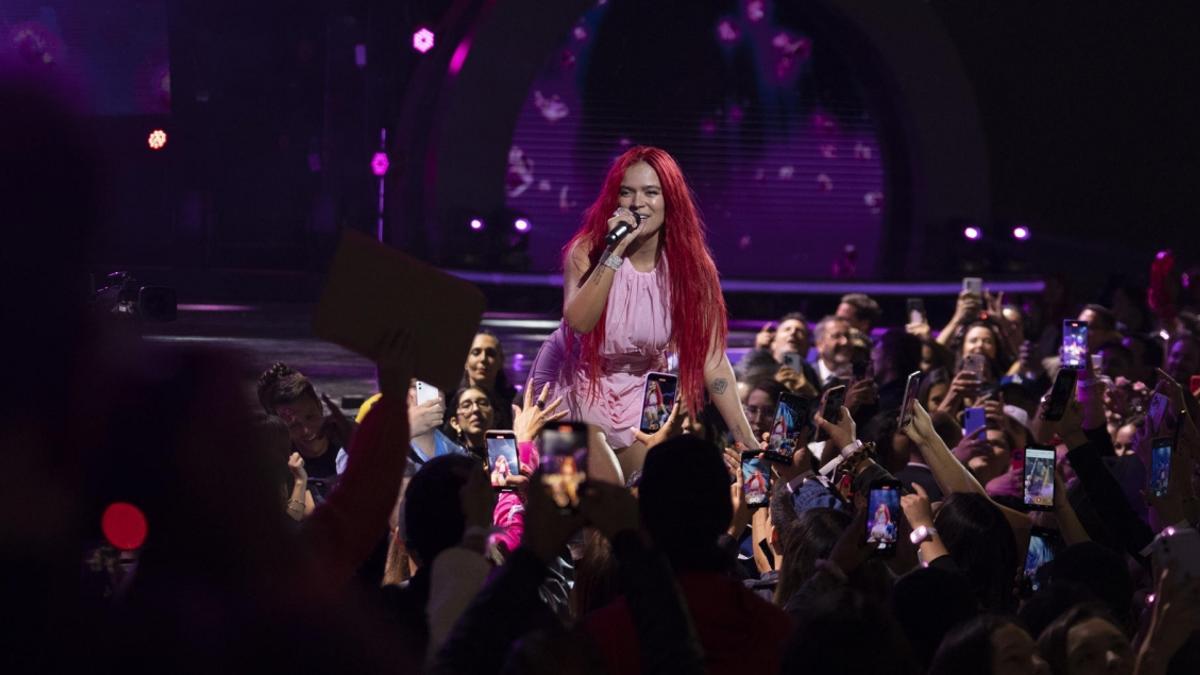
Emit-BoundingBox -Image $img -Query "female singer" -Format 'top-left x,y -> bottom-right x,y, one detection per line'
561,146 -> 757,473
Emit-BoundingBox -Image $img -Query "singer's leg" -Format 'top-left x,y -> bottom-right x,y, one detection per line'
613,440 -> 648,480
587,425 -> 625,486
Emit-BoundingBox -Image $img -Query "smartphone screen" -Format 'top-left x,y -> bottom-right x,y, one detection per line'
1044,368 -> 1077,422
639,372 -> 678,434
1150,437 -> 1172,498
962,277 -> 983,295
898,371 -> 924,428
486,431 -> 518,491
1024,530 -> 1058,593
1023,446 -> 1056,510
1148,392 -> 1171,435
415,380 -> 441,405
539,422 -> 588,510
766,392 -> 812,462
741,451 -> 772,509
963,353 -> 986,377
866,480 -> 901,553
782,351 -> 804,373
1061,320 -> 1088,370
906,297 -> 927,325
964,407 -> 986,437
820,385 -> 846,425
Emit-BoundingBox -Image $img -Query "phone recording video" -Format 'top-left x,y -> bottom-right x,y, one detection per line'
415,380 -> 441,405
1023,446 -> 1056,510
766,392 -> 812,463
962,277 -> 983,295
1061,320 -> 1088,370
963,353 -> 986,378
1043,368 -> 1077,422
539,422 -> 588,510
963,406 -> 987,438
1150,437 -> 1172,498
906,297 -> 927,325
485,430 -> 518,491
741,451 -> 772,510
866,479 -> 901,554
782,351 -> 805,373
640,372 -> 678,434
1024,528 -> 1060,594
1148,392 -> 1172,436
820,384 -> 846,425
898,371 -> 923,428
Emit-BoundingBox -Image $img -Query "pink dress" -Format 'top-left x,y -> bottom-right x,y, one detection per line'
565,258 -> 672,448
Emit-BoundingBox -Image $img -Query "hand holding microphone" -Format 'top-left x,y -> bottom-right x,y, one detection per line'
605,207 -> 643,254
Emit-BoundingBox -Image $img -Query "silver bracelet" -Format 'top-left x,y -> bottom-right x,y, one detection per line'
602,253 -> 623,270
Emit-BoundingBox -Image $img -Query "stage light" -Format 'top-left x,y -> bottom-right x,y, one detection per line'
412,28 -> 435,53
1012,225 -> 1030,240
513,218 -> 531,233
469,218 -> 485,231
147,129 -> 167,150
963,225 -> 981,240
102,502 -> 148,551
370,152 -> 389,176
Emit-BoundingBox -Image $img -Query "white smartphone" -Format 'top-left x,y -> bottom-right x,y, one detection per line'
415,380 -> 441,405
962,277 -> 983,295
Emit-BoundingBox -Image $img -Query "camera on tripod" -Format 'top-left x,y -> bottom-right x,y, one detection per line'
92,272 -> 177,322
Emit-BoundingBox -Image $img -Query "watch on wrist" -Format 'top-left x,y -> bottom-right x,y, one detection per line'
910,524 -> 938,546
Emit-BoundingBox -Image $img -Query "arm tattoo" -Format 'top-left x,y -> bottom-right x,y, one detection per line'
712,378 -> 729,396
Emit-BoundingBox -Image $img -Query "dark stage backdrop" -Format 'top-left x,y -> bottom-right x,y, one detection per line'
504,0 -> 887,279
1,1 -> 170,115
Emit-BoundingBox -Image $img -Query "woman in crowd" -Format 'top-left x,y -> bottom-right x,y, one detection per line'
559,145 -> 758,473
461,330 -> 517,430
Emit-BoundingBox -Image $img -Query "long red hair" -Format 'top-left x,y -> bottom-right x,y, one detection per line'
563,146 -> 727,410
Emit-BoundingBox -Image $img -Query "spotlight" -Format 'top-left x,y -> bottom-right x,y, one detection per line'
963,225 -> 981,240
1012,225 -> 1030,240
469,218 -> 485,231
370,152 -> 389,176
513,218 -> 531,233
412,27 -> 435,53
147,129 -> 167,150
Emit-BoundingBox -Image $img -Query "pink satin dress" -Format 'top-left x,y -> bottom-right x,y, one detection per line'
565,258 -> 672,449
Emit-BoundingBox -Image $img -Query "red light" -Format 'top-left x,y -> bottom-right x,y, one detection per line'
102,502 -> 148,550
147,129 -> 167,150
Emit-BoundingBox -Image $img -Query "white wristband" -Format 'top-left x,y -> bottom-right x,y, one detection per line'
603,253 -> 623,270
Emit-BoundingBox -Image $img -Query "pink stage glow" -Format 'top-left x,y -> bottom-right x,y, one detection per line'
412,28 -> 435,54
1012,225 -> 1030,240
514,218 -> 531,232
449,38 -> 472,75
371,152 -> 389,176
470,218 -> 484,231
963,225 -> 982,240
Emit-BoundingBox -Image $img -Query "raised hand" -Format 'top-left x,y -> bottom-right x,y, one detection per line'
951,426 -> 991,463
755,322 -> 776,351
513,382 -> 568,443
288,451 -> 308,484
408,397 -> 445,438
631,394 -> 684,450
900,482 -> 934,530
814,405 -> 857,453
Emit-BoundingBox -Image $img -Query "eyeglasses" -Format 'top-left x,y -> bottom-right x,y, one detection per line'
458,398 -> 493,412
744,405 -> 776,418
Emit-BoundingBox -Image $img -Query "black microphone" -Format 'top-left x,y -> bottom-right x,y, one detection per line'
605,210 -> 643,247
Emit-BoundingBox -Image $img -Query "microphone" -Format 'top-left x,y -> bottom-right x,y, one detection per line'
605,210 -> 643,247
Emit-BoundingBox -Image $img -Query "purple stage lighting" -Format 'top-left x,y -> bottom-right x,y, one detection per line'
513,218 -> 531,233
370,152 -> 389,176
963,225 -> 981,240
1012,225 -> 1030,240
412,28 -> 434,54
469,218 -> 485,231
147,129 -> 167,150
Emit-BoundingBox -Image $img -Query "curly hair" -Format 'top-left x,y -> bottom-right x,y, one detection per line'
256,362 -> 317,414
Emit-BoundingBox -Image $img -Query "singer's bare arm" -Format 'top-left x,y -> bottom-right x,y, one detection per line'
563,242 -> 619,334
705,343 -> 758,448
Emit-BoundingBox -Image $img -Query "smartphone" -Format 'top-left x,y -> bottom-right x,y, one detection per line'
416,380 -> 441,405
1091,353 -> 1103,372
852,358 -> 873,381
1148,392 -> 1172,435
485,430 -> 518,491
765,392 -> 813,463
964,406 -> 987,437
1150,437 -> 1172,498
963,353 -> 986,378
782,351 -> 805,373
1061,320 -> 1088,370
962,277 -> 983,295
1153,526 -> 1200,582
865,478 -> 902,555
1023,446 -> 1056,511
1024,527 -> 1060,594
898,371 -> 923,428
906,297 -> 927,325
639,372 -> 678,434
820,384 -> 846,425
741,451 -> 772,510
1043,368 -> 1078,422
539,422 -> 589,510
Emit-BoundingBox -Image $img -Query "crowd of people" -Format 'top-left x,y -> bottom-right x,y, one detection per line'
8,72 -> 1200,675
